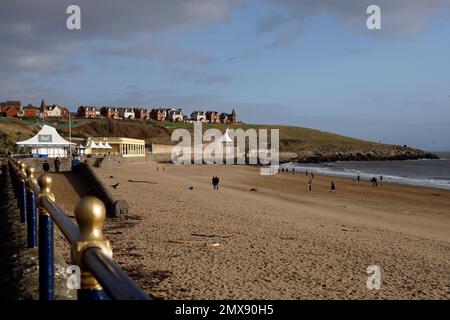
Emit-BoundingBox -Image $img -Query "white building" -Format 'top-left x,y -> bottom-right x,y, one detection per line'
16,125 -> 76,158
166,108 -> 183,122
118,108 -> 135,119
190,111 -> 207,122
46,105 -> 62,117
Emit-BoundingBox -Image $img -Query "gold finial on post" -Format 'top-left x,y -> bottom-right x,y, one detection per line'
19,161 -> 26,173
25,166 -> 37,187
37,174 -> 55,216
72,196 -> 112,289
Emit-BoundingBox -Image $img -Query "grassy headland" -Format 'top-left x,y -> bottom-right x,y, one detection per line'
0,117 -> 437,162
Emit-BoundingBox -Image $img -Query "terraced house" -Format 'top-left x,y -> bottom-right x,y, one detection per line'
190,111 -> 207,122
206,111 -> 220,123
150,108 -> 167,122
118,107 -> 135,119
135,108 -> 150,120
77,105 -> 99,118
166,107 -> 183,122
100,106 -> 119,119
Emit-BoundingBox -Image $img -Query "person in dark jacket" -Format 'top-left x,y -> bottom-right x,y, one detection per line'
54,157 -> 61,173
43,160 -> 50,173
330,181 -> 336,193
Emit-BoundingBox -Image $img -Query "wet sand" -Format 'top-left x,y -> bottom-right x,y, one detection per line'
64,162 -> 450,299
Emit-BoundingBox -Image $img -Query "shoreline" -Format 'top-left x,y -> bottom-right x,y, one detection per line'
92,162 -> 450,299
280,159 -> 450,191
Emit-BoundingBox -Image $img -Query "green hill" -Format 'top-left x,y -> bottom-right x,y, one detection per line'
0,118 -> 437,162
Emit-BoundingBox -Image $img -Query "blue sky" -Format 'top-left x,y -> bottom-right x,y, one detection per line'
1,0 -> 450,151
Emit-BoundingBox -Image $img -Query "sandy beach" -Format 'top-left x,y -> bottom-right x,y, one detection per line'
53,161 -> 450,299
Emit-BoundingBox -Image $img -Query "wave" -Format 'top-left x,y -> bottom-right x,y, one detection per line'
282,164 -> 450,190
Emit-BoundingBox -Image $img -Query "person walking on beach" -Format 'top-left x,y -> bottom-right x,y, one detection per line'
308,179 -> 312,192
370,177 -> 378,187
212,176 -> 220,190
54,157 -> 61,173
42,160 -> 50,173
379,175 -> 383,186
212,176 -> 219,190
305,170 -> 308,177
357,174 -> 360,182
330,181 -> 336,193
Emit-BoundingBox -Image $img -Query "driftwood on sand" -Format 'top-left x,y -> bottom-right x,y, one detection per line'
128,179 -> 158,184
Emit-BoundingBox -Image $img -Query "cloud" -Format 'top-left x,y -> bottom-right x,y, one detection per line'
96,42 -> 216,65
0,0 -> 243,76
227,26 -> 303,62
0,77 -> 69,105
265,0 -> 450,36
169,68 -> 234,84
257,14 -> 288,34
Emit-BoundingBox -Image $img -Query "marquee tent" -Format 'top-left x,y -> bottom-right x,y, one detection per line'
17,125 -> 75,158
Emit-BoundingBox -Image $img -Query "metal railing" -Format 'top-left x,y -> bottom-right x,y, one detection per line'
6,157 -> 150,300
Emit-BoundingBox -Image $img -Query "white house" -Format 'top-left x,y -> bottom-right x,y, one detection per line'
190,111 -> 207,122
166,108 -> 183,122
46,105 -> 62,117
118,107 -> 135,119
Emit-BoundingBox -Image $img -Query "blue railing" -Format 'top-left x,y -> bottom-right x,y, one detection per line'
6,157 -> 150,300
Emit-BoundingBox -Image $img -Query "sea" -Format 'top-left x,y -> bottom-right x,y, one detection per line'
281,152 -> 450,191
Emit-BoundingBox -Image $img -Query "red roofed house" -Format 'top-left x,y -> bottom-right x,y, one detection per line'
135,108 -> 150,120
77,106 -> 98,118
150,108 -> 167,122
22,104 -> 40,118
0,101 -> 21,118
100,107 -> 119,119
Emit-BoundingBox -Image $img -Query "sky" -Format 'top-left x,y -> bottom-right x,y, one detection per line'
1,0 -> 449,151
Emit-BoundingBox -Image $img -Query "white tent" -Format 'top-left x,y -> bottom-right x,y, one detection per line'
97,141 -> 106,149
17,125 -> 75,158
86,140 -> 99,149
104,142 -> 113,149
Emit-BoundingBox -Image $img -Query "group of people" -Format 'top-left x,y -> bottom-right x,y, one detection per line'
369,175 -> 383,187
42,157 -> 61,173
279,167 -> 295,174
306,172 -> 335,193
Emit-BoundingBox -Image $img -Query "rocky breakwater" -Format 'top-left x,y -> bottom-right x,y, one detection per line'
293,146 -> 439,163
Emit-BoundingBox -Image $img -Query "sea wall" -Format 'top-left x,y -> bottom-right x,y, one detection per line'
83,155 -> 151,169
73,162 -> 129,218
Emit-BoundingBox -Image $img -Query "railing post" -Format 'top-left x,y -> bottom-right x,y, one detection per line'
26,166 -> 38,248
72,196 -> 112,300
38,174 -> 55,300
18,162 -> 27,224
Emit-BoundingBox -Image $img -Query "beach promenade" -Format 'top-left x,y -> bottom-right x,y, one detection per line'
80,162 -> 449,300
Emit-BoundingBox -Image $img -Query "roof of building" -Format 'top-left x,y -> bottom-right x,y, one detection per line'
17,125 -> 75,147
1,101 -> 21,106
